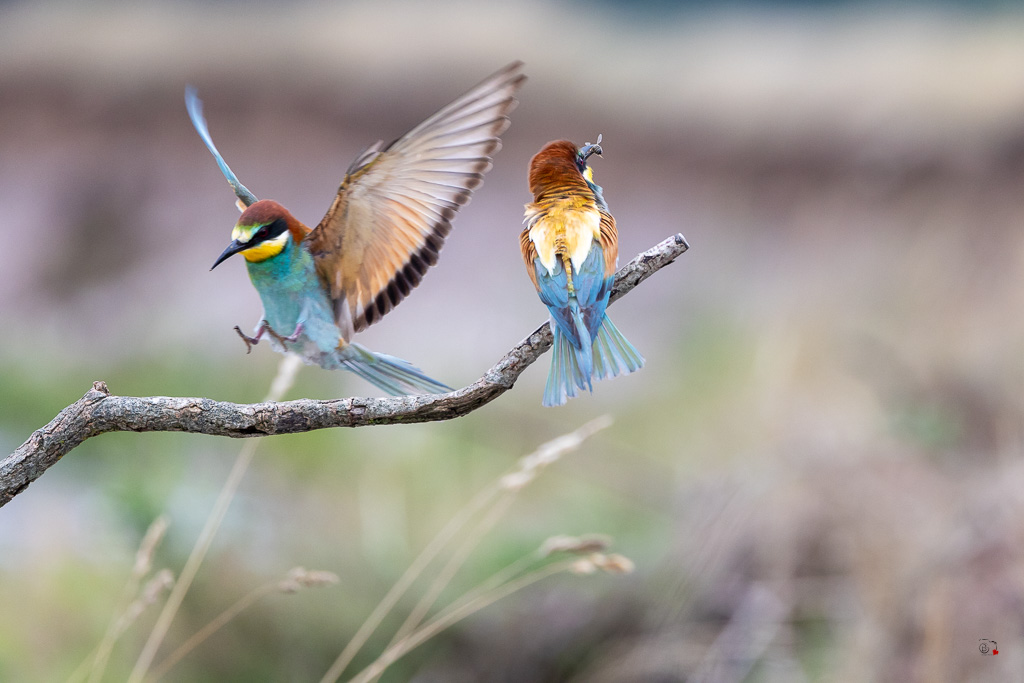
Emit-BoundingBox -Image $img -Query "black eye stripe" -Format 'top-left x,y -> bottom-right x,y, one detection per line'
251,218 -> 287,243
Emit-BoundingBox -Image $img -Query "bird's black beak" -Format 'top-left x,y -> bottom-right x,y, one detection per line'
211,239 -> 248,270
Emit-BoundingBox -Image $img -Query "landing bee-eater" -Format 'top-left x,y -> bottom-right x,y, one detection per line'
520,137 -> 644,406
188,62 -> 525,395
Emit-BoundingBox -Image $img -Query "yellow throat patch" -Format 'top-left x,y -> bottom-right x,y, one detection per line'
232,225 -> 289,263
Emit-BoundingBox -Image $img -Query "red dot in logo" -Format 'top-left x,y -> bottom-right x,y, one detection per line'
993,649 -> 998,655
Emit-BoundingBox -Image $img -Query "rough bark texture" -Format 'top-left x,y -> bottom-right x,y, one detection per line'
1,234 -> 688,508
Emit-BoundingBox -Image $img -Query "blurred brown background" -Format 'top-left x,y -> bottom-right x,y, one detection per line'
2,0 -> 1024,681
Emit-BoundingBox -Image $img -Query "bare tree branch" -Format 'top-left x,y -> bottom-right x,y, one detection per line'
1,234 -> 688,508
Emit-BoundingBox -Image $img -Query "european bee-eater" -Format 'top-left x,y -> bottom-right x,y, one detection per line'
520,137 -> 644,406
188,62 -> 525,395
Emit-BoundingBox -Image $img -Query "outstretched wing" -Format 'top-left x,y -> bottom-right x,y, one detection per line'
185,86 -> 259,212
306,62 -> 526,337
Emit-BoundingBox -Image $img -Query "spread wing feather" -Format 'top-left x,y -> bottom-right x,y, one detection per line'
307,62 -> 525,337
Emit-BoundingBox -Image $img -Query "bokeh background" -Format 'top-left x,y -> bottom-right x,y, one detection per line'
3,0 -> 1024,680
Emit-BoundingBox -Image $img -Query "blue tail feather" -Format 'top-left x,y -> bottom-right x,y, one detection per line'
568,303 -> 593,391
592,315 -> 644,380
544,332 -> 565,407
542,313 -> 643,407
340,343 -> 451,396
544,326 -> 586,407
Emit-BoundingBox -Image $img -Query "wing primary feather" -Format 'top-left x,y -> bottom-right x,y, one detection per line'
397,61 -> 524,140
308,61 -> 525,333
409,252 -> 428,275
413,119 -> 513,145
345,140 -> 386,176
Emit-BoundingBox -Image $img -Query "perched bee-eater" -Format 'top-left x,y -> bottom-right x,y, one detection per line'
188,62 -> 525,395
520,137 -> 644,406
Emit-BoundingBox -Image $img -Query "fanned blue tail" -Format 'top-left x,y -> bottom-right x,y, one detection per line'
340,343 -> 451,396
544,325 -> 582,407
543,302 -> 594,407
542,313 -> 643,407
592,314 -> 644,380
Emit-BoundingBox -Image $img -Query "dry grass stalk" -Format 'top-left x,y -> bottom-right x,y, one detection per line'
127,354 -> 302,683
541,534 -> 613,557
148,567 -> 338,681
70,570 -> 175,683
429,537 -> 631,638
278,567 -> 341,593
320,416 -> 613,683
385,492 -> 516,648
501,415 -> 615,491
115,571 -> 176,636
132,517 -> 170,579
318,481 -> 505,683
349,549 -> 635,683
68,515 -> 170,683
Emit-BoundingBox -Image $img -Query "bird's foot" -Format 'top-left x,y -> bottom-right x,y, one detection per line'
234,325 -> 262,354
283,322 -> 304,343
265,322 -> 304,348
